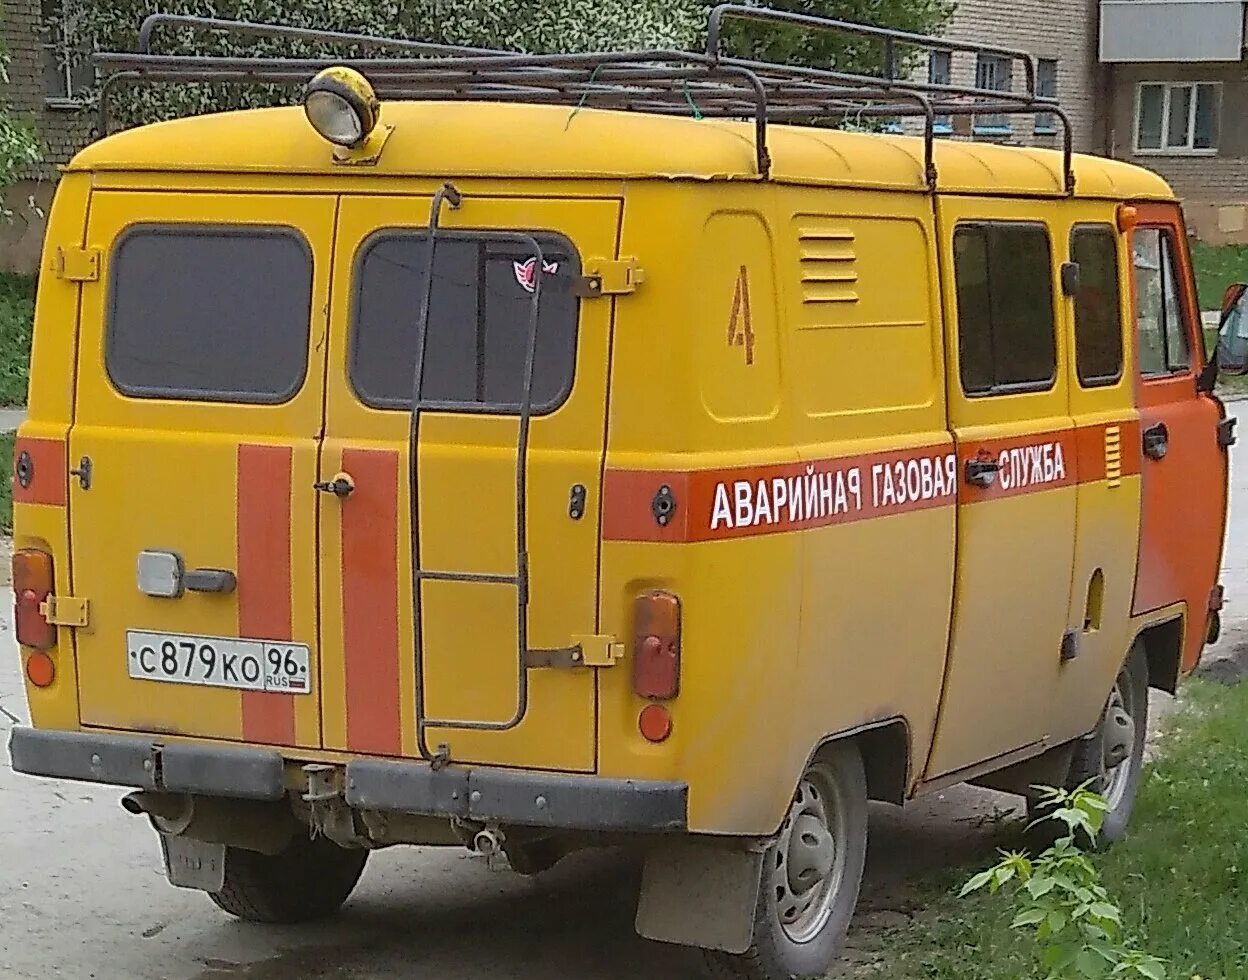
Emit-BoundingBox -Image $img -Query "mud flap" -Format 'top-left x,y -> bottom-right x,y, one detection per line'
160,833 -> 226,892
635,838 -> 765,954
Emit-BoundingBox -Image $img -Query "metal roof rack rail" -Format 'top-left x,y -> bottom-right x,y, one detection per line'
92,3 -> 1075,193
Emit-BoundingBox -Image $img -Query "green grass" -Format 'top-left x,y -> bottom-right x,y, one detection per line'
0,272 -> 34,407
0,430 -> 13,532
1192,242 -> 1248,313
873,679 -> 1248,979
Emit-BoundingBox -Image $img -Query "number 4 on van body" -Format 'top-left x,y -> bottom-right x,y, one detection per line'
727,265 -> 755,366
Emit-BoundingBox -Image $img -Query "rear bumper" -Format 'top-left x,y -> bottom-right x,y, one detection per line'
8,727 -> 688,833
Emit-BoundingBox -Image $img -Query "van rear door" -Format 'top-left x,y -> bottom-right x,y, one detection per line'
70,192 -> 336,748
320,194 -> 620,771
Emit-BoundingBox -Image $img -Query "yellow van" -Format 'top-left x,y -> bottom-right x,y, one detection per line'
8,7 -> 1235,978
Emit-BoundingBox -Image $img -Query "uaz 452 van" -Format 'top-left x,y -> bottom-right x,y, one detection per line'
8,7 -> 1235,979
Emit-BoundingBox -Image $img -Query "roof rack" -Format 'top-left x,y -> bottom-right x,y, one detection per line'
93,4 -> 1076,193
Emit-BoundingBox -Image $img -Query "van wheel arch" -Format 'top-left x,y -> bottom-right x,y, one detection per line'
1136,616 -> 1184,695
810,718 -> 911,806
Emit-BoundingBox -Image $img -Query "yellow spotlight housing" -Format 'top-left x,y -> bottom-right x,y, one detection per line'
303,66 -> 380,148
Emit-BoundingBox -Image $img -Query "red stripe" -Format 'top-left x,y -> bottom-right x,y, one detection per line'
237,444 -> 296,746
341,448 -> 402,756
603,422 -> 1140,543
13,437 -> 67,507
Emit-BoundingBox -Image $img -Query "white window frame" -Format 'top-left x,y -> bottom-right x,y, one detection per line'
41,0 -> 93,108
1034,58 -> 1058,136
1133,81 -> 1220,156
929,50 -> 953,134
973,53 -> 1013,135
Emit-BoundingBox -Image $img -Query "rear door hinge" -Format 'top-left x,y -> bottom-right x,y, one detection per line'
524,635 -> 624,670
52,245 -> 101,283
39,595 -> 90,628
578,257 -> 644,298
573,634 -> 625,668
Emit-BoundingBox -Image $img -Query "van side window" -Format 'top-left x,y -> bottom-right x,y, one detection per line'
953,223 -> 1057,395
1132,228 -> 1191,376
351,231 -> 580,413
106,226 -> 312,403
1071,226 -> 1125,387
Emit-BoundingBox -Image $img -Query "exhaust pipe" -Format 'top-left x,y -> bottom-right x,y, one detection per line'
121,791 -> 296,855
121,791 -> 192,828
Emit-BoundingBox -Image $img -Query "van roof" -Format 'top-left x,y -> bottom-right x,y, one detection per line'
70,101 -> 1174,201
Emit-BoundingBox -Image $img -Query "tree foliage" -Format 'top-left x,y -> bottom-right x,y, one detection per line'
73,0 -> 953,128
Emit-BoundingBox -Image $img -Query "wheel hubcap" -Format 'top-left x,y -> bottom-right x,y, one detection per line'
1101,675 -> 1137,810
771,768 -> 849,945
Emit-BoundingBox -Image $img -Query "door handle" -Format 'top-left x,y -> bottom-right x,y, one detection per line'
1143,423 -> 1169,461
314,472 -> 356,498
184,568 -> 237,594
964,457 -> 1000,488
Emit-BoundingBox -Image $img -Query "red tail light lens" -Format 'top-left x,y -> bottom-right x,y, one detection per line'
633,591 -> 681,700
12,549 -> 55,650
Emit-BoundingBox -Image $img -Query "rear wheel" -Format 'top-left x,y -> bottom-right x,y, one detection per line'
1028,644 -> 1148,850
704,743 -> 868,980
209,834 -> 368,924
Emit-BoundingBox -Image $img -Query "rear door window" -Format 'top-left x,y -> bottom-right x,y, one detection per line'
106,226 -> 313,403
350,231 -> 581,413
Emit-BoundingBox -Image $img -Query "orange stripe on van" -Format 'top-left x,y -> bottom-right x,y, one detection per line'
237,444 -> 297,747
12,437 -> 66,507
604,442 -> 959,543
341,448 -> 403,756
604,422 -> 1141,543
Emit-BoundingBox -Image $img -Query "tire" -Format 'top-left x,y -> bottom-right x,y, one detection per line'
208,833 -> 369,924
703,743 -> 869,980
1027,643 -> 1149,851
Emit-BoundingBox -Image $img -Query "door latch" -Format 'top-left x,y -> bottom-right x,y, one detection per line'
1142,422 -> 1169,461
314,472 -> 355,498
1218,417 -> 1237,449
69,455 -> 92,491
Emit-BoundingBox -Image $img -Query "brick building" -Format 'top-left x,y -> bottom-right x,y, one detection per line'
1100,0 -> 1248,243
926,0 -> 1107,154
1,0 -> 93,273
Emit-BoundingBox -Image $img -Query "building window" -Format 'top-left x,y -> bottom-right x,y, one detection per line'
1035,59 -> 1058,135
929,50 -> 953,134
41,0 -> 93,106
1135,82 -> 1220,154
974,54 -> 1012,135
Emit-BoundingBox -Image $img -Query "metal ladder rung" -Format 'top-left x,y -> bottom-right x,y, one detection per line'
416,569 -> 518,585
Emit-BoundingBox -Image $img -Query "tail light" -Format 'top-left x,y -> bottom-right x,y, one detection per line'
12,549 -> 55,650
633,591 -> 681,700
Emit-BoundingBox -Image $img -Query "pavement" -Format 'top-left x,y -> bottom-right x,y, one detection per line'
0,408 -> 25,432
2,412 -> 1247,979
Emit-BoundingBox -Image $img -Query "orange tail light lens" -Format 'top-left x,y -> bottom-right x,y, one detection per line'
25,651 -> 56,688
12,549 -> 55,650
633,591 -> 681,700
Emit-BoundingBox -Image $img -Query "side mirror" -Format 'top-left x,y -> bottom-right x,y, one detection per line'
1216,282 -> 1248,377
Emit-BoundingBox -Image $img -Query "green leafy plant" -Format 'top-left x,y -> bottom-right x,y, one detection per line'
961,786 -> 1166,980
75,0 -> 954,129
0,20 -> 44,221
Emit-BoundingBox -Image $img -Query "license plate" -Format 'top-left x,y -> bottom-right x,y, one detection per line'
127,630 -> 312,694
